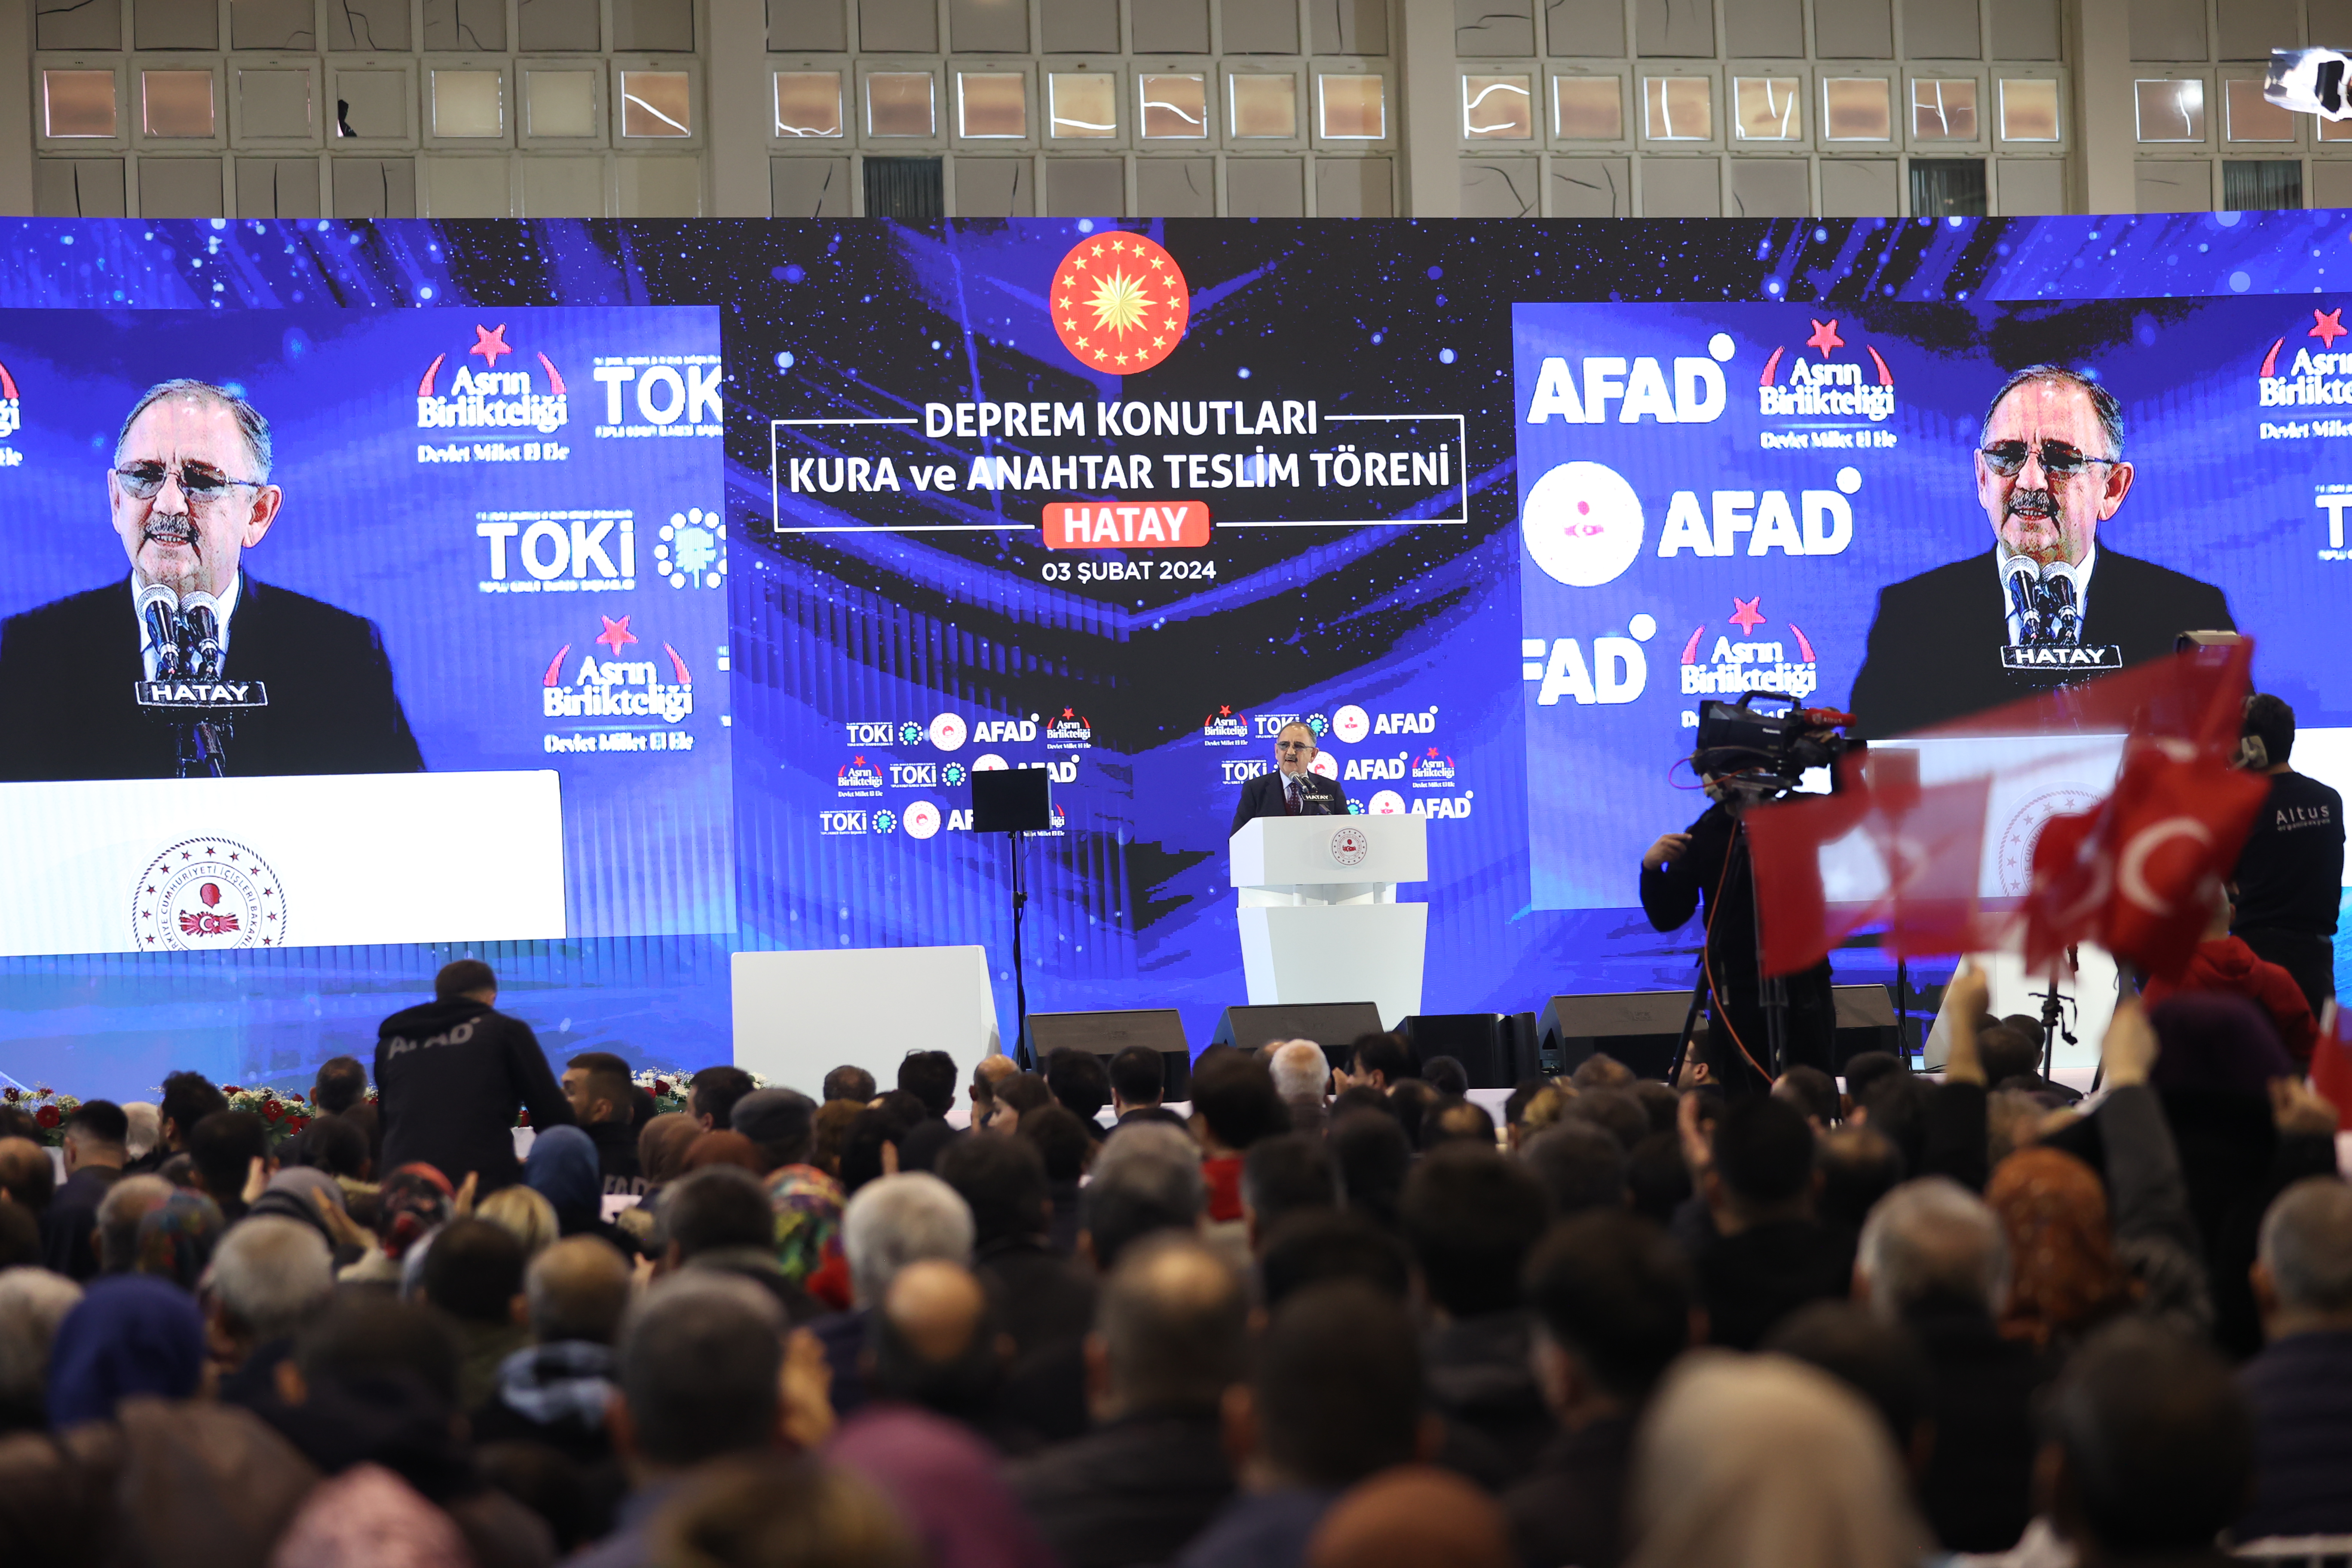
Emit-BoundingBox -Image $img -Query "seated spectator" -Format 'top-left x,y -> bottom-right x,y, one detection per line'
841,1100 -> 926,1193
1858,1176 -> 2044,1553
120,1102 -> 160,1167
1421,1098 -> 1498,1152
656,1166 -> 817,1323
1108,1046 -> 1181,1131
1623,1352 -> 1925,1568
1421,1056 -> 1470,1099
1403,1147 -> 1554,1488
688,1065 -> 759,1133
1081,1123 -> 1205,1272
41,1101 -> 129,1281
1978,1021 -> 2083,1105
1173,1282 -> 1431,1568
809,1172 -> 975,1418
1309,1466 -> 1513,1568
1508,1212 -> 1693,1568
93,1176 -> 175,1276
1565,1089 -> 1648,1155
1692,1096 -> 1854,1352
1505,1083 -> 1571,1152
206,1214 -> 335,1406
1188,1052 -> 1289,1239
636,1111 -> 699,1198
1816,1125 -> 1904,1231
1336,1033 -> 1417,1094
2237,1176 -> 2352,1540
420,1217 -> 533,1414
343,1162 -> 454,1285
133,1190 -> 224,1292
645,1454 -> 917,1568
479,1183 -> 561,1259
1523,1123 -> 1628,1218
46,1273 -> 206,1429
1854,1071 -> 1930,1179
1268,1041 -> 1332,1137
0,1268 -> 82,1432
1841,1050 -> 1903,1113
1388,1080 -> 1439,1148
897,1050 -> 959,1121
683,1130 -> 764,1175
730,1088 -> 840,1289
1241,1133 -> 1338,1254
1630,1081 -> 1679,1137
1046,1049 -> 1114,1137
2142,888 -> 2320,1063
868,1259 -> 1007,1436
1328,1109 -> 1412,1234
984,1072 -> 1054,1134
2043,1321 -> 2254,1568
188,1109 -> 272,1225
472,1234 -> 633,1467
1624,1132 -> 1690,1228
243,1165 -> 356,1256
1329,1084 -> 1397,1124
0,1134 -> 57,1217
811,1099 -> 862,1179
283,1111 -> 373,1184
968,1053 -> 1018,1125
1764,1301 -> 1936,1479
1259,1211 -> 1413,1311
524,1125 -> 637,1254
127,1072 -> 229,1177
1012,1235 -> 1245,1568
1019,1105 -> 1093,1253
1571,1054 -> 1635,1091
1772,1065 -> 1839,1130
1987,1148 -> 2147,1352
813,1064 -> 870,1106
562,1051 -> 645,1195
936,1133 -> 1096,1444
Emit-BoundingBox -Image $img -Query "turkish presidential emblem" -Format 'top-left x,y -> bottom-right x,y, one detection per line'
1050,233 -> 1190,374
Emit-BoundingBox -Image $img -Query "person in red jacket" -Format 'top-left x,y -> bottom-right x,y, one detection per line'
2142,888 -> 2319,1064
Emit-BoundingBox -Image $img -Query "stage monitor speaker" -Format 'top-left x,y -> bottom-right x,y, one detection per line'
1209,1002 -> 1384,1073
1022,1008 -> 1192,1099
1831,984 -> 1899,1071
1400,1013 -> 1520,1090
1536,991 -> 1692,1081
972,767 -> 1051,832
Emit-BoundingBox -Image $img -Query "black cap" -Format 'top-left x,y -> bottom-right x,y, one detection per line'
730,1087 -> 815,1148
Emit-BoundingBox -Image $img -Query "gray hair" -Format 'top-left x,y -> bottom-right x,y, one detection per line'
1981,364 -> 2125,462
0,1267 -> 82,1417
121,1103 -> 161,1161
527,1234 -> 635,1345
1857,1177 -> 2011,1320
204,1215 -> 334,1341
116,378 -> 274,482
97,1176 -> 175,1274
2260,1177 -> 2352,1315
1268,1041 -> 1330,1103
618,1272 -> 784,1466
1099,1233 -> 1246,1414
842,1172 -> 974,1308
1083,1122 -> 1206,1270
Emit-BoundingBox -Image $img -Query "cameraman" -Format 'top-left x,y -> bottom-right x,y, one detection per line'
1642,776 -> 1837,1096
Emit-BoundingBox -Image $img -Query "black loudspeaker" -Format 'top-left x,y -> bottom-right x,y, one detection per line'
1536,991 -> 1693,1081
1022,1008 -> 1193,1099
972,767 -> 1051,832
1208,1002 -> 1384,1072
1831,984 -> 1899,1071
1399,1013 -> 1525,1090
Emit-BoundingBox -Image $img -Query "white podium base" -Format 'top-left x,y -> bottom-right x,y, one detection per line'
732,946 -> 1002,1095
1238,903 -> 1427,1031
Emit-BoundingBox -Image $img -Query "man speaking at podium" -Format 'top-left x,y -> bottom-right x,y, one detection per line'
1231,720 -> 1347,832
0,378 -> 423,781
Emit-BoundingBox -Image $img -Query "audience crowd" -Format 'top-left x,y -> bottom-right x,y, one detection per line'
0,954 -> 2347,1568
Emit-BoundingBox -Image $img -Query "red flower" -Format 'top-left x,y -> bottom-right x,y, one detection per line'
288,1092 -> 305,1103
1,1087 -> 15,1102
652,1080 -> 670,1096
222,1085 -> 242,1094
287,1115 -> 310,1132
261,1099 -> 282,1121
34,1105 -> 59,1129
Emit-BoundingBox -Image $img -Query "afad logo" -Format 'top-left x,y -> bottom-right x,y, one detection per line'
836,756 -> 885,797
1045,707 -> 1093,749
2258,307 -> 2352,407
1202,705 -> 1251,747
541,615 -> 697,751
1050,232 -> 1189,375
420,324 -> 569,434
1678,596 -> 1820,704
1758,318 -> 1896,425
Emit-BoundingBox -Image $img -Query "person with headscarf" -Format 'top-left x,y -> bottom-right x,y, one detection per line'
344,1164 -> 455,1286
45,1273 -> 206,1430
1623,1352 -> 1929,1568
133,1189 -> 225,1291
681,1130 -> 766,1176
1307,1465 -> 1513,1568
249,1166 -> 356,1257
526,1126 -> 640,1257
638,1112 -> 700,1192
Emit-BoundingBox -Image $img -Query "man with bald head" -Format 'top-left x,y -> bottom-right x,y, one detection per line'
1848,363 -> 2231,737
0,377 -> 421,779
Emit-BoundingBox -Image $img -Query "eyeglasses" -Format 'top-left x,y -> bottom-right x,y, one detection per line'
1275,741 -> 1314,753
1979,441 -> 2119,481
112,461 -> 264,503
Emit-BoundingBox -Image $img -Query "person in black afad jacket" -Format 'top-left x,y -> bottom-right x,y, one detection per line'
376,959 -> 575,1193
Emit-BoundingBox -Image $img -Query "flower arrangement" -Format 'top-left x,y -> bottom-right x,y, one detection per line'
2,1085 -> 81,1147
217,1084 -> 316,1143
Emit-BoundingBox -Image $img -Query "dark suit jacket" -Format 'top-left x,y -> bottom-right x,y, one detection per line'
0,575 -> 423,780
1229,769 -> 1347,835
1847,546 -> 2233,738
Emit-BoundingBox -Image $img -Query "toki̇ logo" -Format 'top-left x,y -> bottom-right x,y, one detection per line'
541,615 -> 696,734
1678,597 -> 1821,702
1757,318 -> 1897,426
846,721 -> 896,747
889,763 -> 938,788
1524,333 -> 1731,425
1222,760 -> 1271,784
1051,231 -> 1190,375
1254,712 -> 1302,740
837,757 -> 885,796
2316,484 -> 2352,561
2259,308 -> 2352,408
1410,748 -> 1457,786
476,510 -> 636,589
593,355 -> 723,435
1045,708 -> 1093,747
1203,706 -> 1250,746
419,324 -> 570,435
822,809 -> 869,834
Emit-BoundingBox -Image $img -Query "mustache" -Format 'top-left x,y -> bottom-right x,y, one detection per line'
2005,489 -> 2058,521
142,514 -> 197,547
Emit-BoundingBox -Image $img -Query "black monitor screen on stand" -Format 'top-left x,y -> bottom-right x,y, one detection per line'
972,769 -> 1054,1067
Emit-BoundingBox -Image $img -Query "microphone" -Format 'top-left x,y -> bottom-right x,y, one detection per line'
179,591 -> 224,679
136,583 -> 182,680
2040,560 -> 2085,646
2001,555 -> 2046,645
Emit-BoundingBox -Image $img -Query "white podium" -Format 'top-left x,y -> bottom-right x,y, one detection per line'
1231,815 -> 1428,1029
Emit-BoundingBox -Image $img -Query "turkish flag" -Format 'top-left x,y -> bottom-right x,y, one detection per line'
2311,1002 -> 2352,1133
2020,740 -> 2269,980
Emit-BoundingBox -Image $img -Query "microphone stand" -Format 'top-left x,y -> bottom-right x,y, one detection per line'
1006,828 -> 1031,1068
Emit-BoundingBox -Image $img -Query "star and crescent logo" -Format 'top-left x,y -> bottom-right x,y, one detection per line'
1050,233 -> 1191,375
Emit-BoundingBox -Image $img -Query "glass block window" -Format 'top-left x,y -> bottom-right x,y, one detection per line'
1911,80 -> 1977,141
956,73 -> 1025,138
2135,80 -> 2205,143
1139,74 -> 1207,140
867,72 -> 936,137
619,71 -> 691,137
1998,78 -> 2059,141
143,71 -> 215,138
775,72 -> 844,138
1230,74 -> 1295,138
1463,74 -> 1532,139
432,70 -> 504,137
1733,77 -> 1800,142
1553,76 -> 1621,140
46,70 -> 119,138
1318,74 -> 1384,139
2223,80 -> 2293,144
1642,77 -> 1709,141
1049,73 -> 1116,138
1822,77 -> 1891,141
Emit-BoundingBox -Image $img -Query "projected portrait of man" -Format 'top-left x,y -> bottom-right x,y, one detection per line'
1847,364 -> 2233,738
0,378 -> 422,780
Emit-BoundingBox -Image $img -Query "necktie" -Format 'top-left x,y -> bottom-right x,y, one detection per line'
1287,778 -> 1302,815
